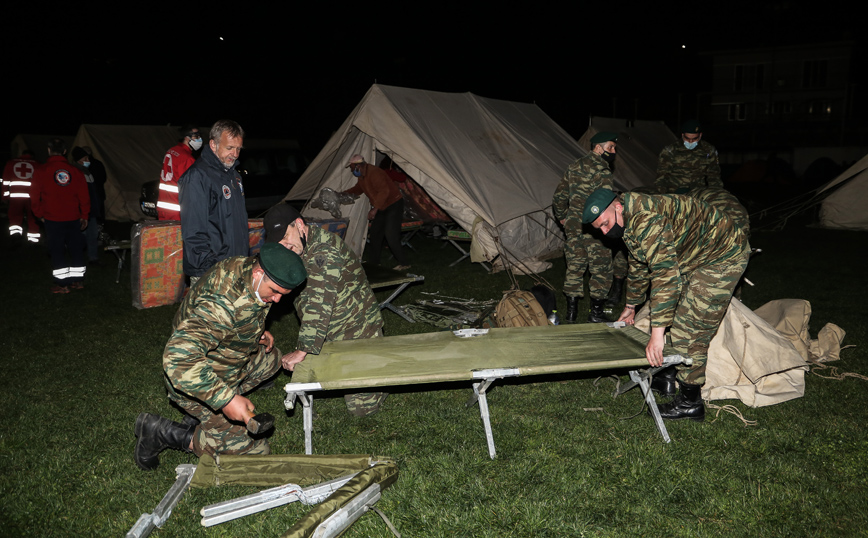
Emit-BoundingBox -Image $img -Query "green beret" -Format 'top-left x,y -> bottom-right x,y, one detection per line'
260,243 -> 306,289
681,119 -> 701,134
590,131 -> 618,146
582,188 -> 617,223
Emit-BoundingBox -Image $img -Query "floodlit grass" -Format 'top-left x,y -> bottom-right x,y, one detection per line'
1,215 -> 866,537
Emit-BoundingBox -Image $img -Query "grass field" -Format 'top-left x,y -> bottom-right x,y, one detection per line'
0,214 -> 866,538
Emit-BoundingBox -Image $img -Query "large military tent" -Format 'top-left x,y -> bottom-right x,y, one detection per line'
71,124 -> 178,221
577,116 -> 677,192
817,153 -> 868,230
284,84 -> 583,272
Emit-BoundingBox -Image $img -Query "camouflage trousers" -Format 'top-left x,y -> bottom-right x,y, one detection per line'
672,247 -> 751,386
169,345 -> 282,458
563,221 -> 626,299
341,330 -> 388,417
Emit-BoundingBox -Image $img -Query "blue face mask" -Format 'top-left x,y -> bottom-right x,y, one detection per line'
684,141 -> 698,150
82,161 -> 91,168
352,169 -> 362,177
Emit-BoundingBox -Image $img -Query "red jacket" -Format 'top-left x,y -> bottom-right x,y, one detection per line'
31,155 -> 90,222
2,155 -> 38,199
158,142 -> 196,220
345,164 -> 402,211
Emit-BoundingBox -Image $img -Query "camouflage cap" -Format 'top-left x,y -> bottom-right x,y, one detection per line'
264,204 -> 303,244
590,131 -> 618,146
260,243 -> 306,289
681,119 -> 702,134
582,188 -> 617,223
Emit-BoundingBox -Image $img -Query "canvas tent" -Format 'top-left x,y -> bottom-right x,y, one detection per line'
71,124 -> 178,222
817,153 -> 868,230
284,84 -> 583,272
577,117 -> 677,192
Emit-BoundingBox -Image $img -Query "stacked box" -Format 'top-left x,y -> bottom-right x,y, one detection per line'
130,221 -> 185,309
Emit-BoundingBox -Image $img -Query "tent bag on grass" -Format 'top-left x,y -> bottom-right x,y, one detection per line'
191,453 -> 390,488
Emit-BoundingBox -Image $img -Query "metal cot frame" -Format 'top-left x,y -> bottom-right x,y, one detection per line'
284,324 -> 686,459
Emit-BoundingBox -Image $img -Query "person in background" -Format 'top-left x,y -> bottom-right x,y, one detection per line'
158,125 -> 201,221
178,120 -> 248,285
31,138 -> 89,293
341,154 -> 410,271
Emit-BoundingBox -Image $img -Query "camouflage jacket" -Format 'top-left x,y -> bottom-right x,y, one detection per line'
294,224 -> 383,354
552,152 -> 614,223
687,187 -> 749,236
163,256 -> 270,411
655,140 -> 723,193
622,193 -> 749,327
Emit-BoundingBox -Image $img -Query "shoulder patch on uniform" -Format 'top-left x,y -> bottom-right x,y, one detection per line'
222,185 -> 231,199
314,253 -> 327,268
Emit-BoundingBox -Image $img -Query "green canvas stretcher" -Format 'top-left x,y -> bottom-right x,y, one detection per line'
284,323 -> 687,458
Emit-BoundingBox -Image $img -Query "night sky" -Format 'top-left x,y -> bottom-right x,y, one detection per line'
3,3 -> 860,159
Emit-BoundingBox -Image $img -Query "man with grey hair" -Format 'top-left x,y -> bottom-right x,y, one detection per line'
179,120 -> 249,283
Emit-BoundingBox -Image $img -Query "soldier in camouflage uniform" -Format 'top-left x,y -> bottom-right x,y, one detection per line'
133,243 -> 307,470
264,204 -> 387,417
583,188 -> 750,421
552,131 -> 626,323
655,120 -> 724,194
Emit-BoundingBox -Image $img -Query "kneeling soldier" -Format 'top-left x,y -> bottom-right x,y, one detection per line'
134,243 -> 306,470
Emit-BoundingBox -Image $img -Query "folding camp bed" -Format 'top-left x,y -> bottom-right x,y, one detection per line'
362,263 -> 425,323
285,323 -> 687,459
105,239 -> 132,284
399,220 -> 423,251
442,228 -> 500,272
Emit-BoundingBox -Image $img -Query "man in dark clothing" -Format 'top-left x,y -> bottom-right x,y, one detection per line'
178,119 -> 249,283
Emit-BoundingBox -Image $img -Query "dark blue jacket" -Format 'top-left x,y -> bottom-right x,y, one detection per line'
178,143 -> 249,277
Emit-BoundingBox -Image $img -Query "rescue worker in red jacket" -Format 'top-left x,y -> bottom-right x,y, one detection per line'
157,125 -> 201,221
31,138 -> 90,293
2,148 -> 41,244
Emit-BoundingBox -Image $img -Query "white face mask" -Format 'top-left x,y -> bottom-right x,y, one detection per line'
254,274 -> 265,303
684,141 -> 698,150
189,138 -> 203,151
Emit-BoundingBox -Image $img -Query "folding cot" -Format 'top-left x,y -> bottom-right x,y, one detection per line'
362,263 -> 424,322
285,323 -> 686,458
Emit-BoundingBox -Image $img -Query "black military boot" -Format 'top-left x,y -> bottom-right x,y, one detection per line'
587,298 -> 612,323
658,381 -> 705,421
565,296 -> 580,323
134,413 -> 195,471
606,277 -> 625,307
650,366 -> 678,397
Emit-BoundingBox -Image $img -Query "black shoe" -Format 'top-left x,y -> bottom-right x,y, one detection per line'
650,366 -> 678,397
565,296 -> 580,323
606,277 -> 625,307
134,413 -> 195,471
658,381 -> 705,421
587,298 -> 612,323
